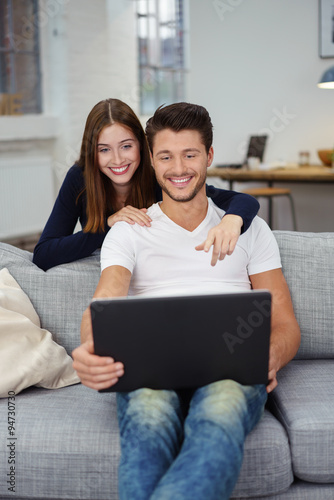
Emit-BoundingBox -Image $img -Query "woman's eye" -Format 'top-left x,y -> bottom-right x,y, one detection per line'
98,148 -> 109,153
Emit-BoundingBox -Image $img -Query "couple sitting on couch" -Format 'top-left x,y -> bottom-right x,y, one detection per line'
67,101 -> 300,500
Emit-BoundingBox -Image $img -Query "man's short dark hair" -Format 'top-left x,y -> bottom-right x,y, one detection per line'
145,102 -> 213,154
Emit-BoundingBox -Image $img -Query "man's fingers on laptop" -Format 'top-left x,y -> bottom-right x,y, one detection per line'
266,366 -> 278,393
74,358 -> 124,376
73,340 -> 112,364
83,365 -> 124,381
72,341 -> 124,387
80,374 -> 121,391
73,358 -> 124,390
266,376 -> 278,393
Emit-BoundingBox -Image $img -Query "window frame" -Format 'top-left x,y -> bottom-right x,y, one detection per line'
136,0 -> 187,115
0,0 -> 42,115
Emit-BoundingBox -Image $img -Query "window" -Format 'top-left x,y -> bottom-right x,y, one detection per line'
137,0 -> 186,115
0,0 -> 41,115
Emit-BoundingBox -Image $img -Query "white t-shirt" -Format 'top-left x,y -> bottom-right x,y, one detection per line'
101,198 -> 281,297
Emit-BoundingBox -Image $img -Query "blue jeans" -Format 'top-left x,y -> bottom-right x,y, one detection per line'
117,380 -> 267,500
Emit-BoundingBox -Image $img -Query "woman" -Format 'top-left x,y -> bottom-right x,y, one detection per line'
33,99 -> 259,271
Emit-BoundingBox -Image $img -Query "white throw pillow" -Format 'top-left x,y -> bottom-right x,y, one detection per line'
0,268 -> 80,397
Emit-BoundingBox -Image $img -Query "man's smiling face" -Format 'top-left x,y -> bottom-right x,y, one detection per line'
151,128 -> 213,203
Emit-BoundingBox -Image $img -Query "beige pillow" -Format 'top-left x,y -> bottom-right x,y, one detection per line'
0,268 -> 80,397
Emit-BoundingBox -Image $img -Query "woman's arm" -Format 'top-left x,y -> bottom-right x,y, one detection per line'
33,166 -> 106,271
205,185 -> 259,233
196,185 -> 260,266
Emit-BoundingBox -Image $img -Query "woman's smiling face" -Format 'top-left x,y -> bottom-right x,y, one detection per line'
97,123 -> 141,188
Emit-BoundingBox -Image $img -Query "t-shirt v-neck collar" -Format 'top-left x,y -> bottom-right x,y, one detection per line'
156,199 -> 212,236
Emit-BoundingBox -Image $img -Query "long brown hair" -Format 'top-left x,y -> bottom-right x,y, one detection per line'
77,98 -> 155,233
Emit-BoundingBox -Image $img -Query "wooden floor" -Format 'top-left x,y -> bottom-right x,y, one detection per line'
2,233 -> 41,253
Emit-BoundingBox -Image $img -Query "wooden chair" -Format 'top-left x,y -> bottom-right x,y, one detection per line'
243,187 -> 297,230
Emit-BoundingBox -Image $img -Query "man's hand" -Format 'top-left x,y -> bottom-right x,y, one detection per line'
107,206 -> 152,228
72,340 -> 124,391
266,343 -> 282,393
75,266 -> 131,391
195,214 -> 243,266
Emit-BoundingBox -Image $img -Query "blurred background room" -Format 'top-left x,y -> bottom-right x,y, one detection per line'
1,0 -> 334,251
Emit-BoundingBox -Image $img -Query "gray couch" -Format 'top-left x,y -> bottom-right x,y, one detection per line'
0,231 -> 333,500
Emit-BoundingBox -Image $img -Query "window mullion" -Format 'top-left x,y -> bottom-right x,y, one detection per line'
155,0 -> 160,108
7,0 -> 16,94
33,0 -> 42,112
137,0 -> 185,114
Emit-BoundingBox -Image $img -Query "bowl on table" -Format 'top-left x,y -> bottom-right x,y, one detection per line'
317,149 -> 333,166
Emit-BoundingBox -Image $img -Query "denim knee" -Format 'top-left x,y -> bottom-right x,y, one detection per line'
187,380 -> 267,436
117,389 -> 184,439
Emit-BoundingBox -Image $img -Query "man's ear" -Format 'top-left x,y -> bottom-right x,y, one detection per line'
207,146 -> 214,169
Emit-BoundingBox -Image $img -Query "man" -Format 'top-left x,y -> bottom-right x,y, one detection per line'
73,103 -> 300,500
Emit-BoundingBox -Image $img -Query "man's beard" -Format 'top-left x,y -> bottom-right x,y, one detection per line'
157,170 -> 207,203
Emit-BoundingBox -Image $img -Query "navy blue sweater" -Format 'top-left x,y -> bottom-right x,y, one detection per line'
33,165 -> 259,271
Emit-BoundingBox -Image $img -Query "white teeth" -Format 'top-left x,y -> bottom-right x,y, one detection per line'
172,177 -> 191,184
110,165 -> 129,173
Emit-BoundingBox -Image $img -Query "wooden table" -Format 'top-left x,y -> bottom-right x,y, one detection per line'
207,165 -> 334,229
207,165 -> 334,190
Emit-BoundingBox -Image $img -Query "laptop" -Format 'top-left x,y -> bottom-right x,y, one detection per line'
216,135 -> 268,169
91,290 -> 271,393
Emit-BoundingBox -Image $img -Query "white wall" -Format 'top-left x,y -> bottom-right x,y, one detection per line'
188,0 -> 334,231
45,0 -> 139,187
189,0 -> 334,164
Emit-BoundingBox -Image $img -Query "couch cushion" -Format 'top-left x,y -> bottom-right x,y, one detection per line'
273,231 -> 334,359
246,480 -> 334,500
0,384 -> 120,499
0,243 -> 100,355
268,359 -> 334,483
0,384 -> 293,500
231,408 -> 293,498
